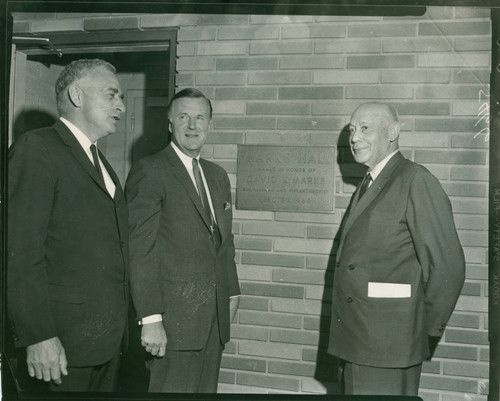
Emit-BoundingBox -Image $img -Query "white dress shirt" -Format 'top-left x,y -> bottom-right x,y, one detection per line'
60,117 -> 116,198
171,141 -> 217,221
367,150 -> 399,187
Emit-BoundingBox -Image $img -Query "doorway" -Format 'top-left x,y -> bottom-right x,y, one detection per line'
10,29 -> 177,185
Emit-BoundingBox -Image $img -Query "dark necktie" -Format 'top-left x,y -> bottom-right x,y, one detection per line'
90,144 -> 104,181
192,158 -> 221,248
358,172 -> 372,199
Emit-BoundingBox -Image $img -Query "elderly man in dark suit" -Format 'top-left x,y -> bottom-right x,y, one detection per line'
328,102 -> 465,395
7,59 -> 129,392
125,88 -> 240,393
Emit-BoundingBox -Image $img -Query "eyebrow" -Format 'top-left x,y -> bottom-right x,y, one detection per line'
177,111 -> 208,116
350,120 -> 369,125
105,87 -> 124,99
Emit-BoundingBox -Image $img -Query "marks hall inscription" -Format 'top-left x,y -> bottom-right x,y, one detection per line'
236,145 -> 335,213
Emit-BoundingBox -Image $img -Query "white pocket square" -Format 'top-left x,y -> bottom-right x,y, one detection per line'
224,201 -> 231,211
368,282 -> 411,298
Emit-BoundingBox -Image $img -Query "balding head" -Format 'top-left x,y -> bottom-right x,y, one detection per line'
352,102 -> 399,126
348,102 -> 400,170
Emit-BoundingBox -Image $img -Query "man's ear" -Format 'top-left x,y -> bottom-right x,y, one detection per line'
68,85 -> 83,108
388,122 -> 401,142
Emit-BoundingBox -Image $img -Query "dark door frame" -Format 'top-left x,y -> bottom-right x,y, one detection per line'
13,29 -> 177,60
9,28 -> 177,140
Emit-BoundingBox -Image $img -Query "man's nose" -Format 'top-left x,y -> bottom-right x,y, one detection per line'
350,126 -> 360,142
115,98 -> 125,113
188,117 -> 196,129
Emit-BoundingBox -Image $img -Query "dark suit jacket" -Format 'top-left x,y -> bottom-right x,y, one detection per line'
7,120 -> 129,367
328,152 -> 465,368
125,143 -> 240,350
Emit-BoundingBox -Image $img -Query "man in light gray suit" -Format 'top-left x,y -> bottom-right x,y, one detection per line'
126,88 -> 240,393
328,102 -> 465,395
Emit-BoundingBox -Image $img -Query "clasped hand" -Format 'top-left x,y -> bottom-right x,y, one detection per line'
141,321 -> 167,357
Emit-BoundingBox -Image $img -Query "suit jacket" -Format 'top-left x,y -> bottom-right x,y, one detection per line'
7,120 -> 129,367
328,152 -> 465,368
125,143 -> 240,350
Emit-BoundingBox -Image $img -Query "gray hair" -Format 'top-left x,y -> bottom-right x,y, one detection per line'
167,88 -> 213,119
55,59 -> 116,115
385,104 -> 399,124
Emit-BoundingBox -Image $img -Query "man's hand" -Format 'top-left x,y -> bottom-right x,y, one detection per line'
26,337 -> 68,385
141,321 -> 167,357
230,296 -> 240,323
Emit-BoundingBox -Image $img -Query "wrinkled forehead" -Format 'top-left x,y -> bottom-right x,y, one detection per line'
170,96 -> 211,115
350,108 -> 377,126
350,104 -> 391,126
77,67 -> 120,88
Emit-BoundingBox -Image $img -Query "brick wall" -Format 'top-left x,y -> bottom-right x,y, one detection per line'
12,6 -> 491,399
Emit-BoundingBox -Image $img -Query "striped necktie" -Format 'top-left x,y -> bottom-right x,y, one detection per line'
192,158 -> 221,248
358,172 -> 372,199
90,144 -> 104,182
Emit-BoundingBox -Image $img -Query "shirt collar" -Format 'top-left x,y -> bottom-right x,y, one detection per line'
171,141 -> 200,170
60,117 -> 96,151
368,150 -> 398,181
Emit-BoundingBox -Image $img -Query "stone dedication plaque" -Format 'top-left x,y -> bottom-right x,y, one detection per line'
236,145 -> 335,213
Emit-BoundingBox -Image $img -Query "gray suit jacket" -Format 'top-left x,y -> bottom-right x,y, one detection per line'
126,143 -> 240,350
328,152 -> 465,368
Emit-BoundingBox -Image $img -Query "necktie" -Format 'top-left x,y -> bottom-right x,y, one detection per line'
90,144 -> 104,181
192,158 -> 221,248
358,172 -> 372,199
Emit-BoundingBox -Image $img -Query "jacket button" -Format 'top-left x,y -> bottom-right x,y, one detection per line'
348,264 -> 355,270
335,262 -> 340,268
347,297 -> 353,303
120,241 -> 125,248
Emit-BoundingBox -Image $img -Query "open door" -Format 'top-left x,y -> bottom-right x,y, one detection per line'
10,30 -> 176,185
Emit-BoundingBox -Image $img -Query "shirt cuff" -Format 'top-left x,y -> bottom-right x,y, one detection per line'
139,314 -> 163,325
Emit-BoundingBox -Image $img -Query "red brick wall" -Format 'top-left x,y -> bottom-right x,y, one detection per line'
12,6 -> 491,399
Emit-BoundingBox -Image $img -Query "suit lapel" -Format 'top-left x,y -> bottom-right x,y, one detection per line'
54,120 -> 111,198
164,145 -> 213,231
338,152 -> 405,257
99,150 -> 124,201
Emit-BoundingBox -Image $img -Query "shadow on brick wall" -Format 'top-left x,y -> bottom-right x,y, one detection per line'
314,125 -> 363,394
